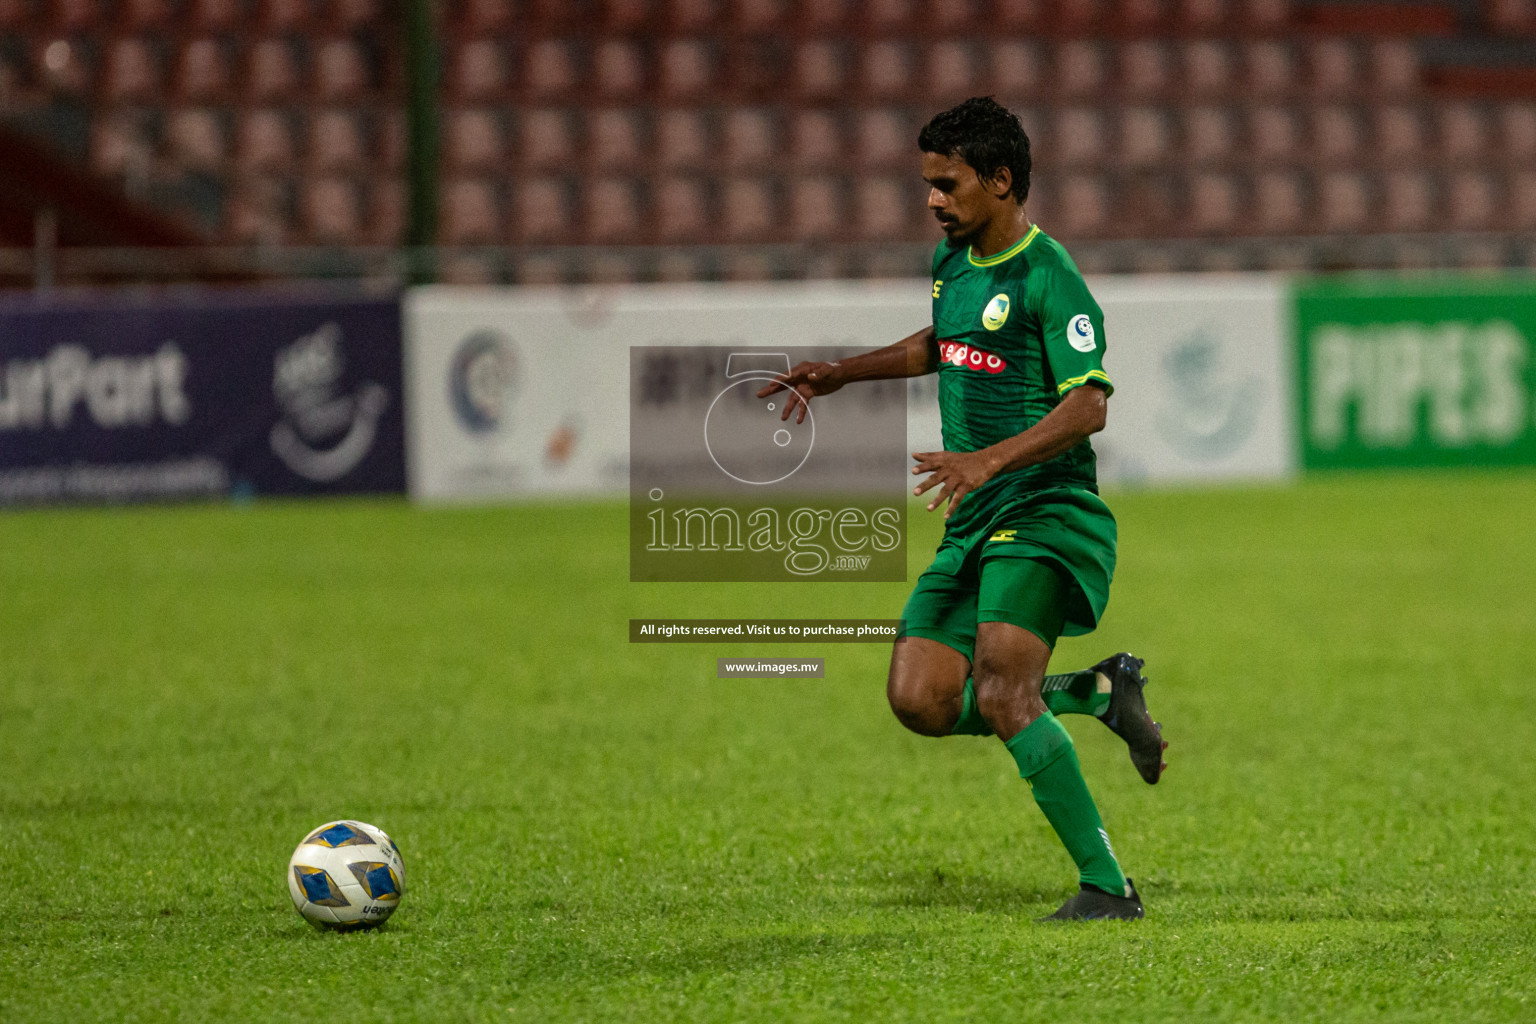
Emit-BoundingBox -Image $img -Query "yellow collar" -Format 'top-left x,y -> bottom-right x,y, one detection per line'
968,224 -> 1040,267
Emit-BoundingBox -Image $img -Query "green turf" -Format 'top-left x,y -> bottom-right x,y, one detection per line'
3,473 -> 1536,1022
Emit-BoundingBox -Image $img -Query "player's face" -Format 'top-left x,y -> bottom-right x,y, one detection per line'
922,151 -> 1004,245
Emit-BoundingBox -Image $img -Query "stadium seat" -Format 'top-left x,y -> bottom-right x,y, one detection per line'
930,0 -> 979,33
729,0 -> 786,30
667,0 -> 720,31
1182,40 -> 1233,97
302,176 -> 362,243
1187,172 -> 1240,235
593,39 -> 646,97
1114,0 -> 1172,34
1306,38 -> 1358,97
48,0 -> 101,31
1241,40 -> 1295,97
1511,170 -> 1536,226
188,0 -> 242,31
327,0 -> 382,31
1182,105 -> 1235,162
512,177 -> 571,243
658,38 -> 713,98
1373,105 -> 1427,160
90,110 -> 154,178
257,0 -> 314,32
313,38 -> 371,102
117,0 -> 172,30
588,107 -> 645,169
1437,102 -> 1489,162
445,108 -> 505,172
225,174 -> 291,244
1380,169 -> 1435,231
246,38 -> 301,101
174,38 -> 233,101
789,176 -> 841,241
306,109 -> 367,172
1446,170 -> 1500,229
1238,0 -> 1292,33
448,40 -> 509,101
1311,106 -> 1362,162
440,177 -> 502,244
166,108 -> 226,172
1484,0 -> 1536,35
1368,39 -> 1420,96
854,107 -> 909,170
1316,171 -> 1370,232
855,176 -> 911,241
927,40 -> 982,101
652,176 -> 711,242
100,37 -> 162,103
1248,105 -> 1299,161
584,177 -> 644,243
1253,170 -> 1304,233
1500,103 -> 1536,160
988,40 -> 1043,99
864,0 -> 917,31
525,39 -> 580,98
1050,107 -> 1107,166
1056,41 -> 1108,98
456,0 -> 517,33
654,108 -> 710,167
1120,41 -> 1173,98
992,0 -> 1046,30
1175,0 -> 1230,32
722,108 -> 776,169
517,108 -> 578,169
1119,107 -> 1172,165
788,109 -> 840,167
720,176 -> 776,240
235,108 -> 297,171
863,40 -> 915,102
1052,177 -> 1110,238
793,40 -> 848,100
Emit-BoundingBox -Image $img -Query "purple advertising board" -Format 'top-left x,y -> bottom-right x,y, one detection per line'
0,290 -> 404,505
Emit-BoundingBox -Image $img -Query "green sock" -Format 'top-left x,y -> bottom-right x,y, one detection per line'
1041,668 -> 1111,718
1003,712 -> 1129,895
949,672 -> 1108,737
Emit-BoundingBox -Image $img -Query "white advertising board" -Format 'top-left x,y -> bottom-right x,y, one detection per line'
405,276 -> 1294,502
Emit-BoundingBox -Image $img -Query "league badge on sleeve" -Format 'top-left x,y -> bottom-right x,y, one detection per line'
1069,314 -> 1097,352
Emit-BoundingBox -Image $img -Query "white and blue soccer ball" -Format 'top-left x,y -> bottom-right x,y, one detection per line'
287,820 -> 406,931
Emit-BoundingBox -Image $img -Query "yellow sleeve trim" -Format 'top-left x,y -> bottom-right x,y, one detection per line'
1057,369 -> 1114,395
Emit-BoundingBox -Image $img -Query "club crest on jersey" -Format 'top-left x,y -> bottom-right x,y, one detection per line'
937,340 -> 1006,374
1069,314 -> 1097,351
982,294 -> 1010,331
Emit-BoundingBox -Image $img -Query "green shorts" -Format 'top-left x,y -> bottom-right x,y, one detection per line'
898,486 -> 1116,658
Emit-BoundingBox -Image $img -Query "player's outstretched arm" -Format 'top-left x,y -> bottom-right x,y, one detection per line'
756,325 -> 938,423
913,384 -> 1108,518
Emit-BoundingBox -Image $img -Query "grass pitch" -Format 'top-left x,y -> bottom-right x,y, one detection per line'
3,473 -> 1535,1022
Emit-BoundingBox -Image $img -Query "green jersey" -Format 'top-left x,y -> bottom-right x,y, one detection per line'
929,224 -> 1112,535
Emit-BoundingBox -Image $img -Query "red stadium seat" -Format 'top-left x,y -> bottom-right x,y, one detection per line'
1052,177 -> 1110,238
328,0 -> 382,31
658,38 -> 714,98
517,108 -> 578,169
525,39 -> 581,99
457,0 -> 517,33
1181,40 -> 1233,97
793,40 -> 848,100
1248,105 -> 1299,162
1187,173 -> 1240,235
313,38 -> 371,102
584,177 -> 644,243
788,109 -> 839,167
512,177 -> 572,243
1241,41 -> 1295,97
1119,107 -> 1172,165
1380,170 -> 1435,231
929,0 -> 979,33
1050,107 -> 1107,166
854,177 -> 911,241
235,108 -> 297,171
225,175 -> 291,244
1175,0 -> 1230,33
440,177 -> 502,245
1311,106 -> 1363,162
174,38 -> 233,101
90,110 -> 154,177
448,41 -> 509,101
1511,170 -> 1536,226
100,37 -> 162,103
1306,39 -> 1358,98
48,0 -> 102,31
729,0 -> 785,30
864,0 -> 918,31
188,0 -> 242,31
722,108 -> 777,169
789,176 -> 841,241
927,41 -> 982,102
257,0 -> 314,31
1120,41 -> 1173,98
1253,171 -> 1304,233
593,39 -> 646,98
862,40 -> 915,102
652,176 -> 711,242
667,0 -> 720,31
1485,0 -> 1536,34
720,176 -> 776,241
1373,105 -> 1427,161
988,40 -> 1043,99
302,176 -> 362,243
247,38 -> 302,101
854,108 -> 910,170
445,108 -> 505,172
166,108 -> 227,171
1056,41 -> 1107,98
118,0 -> 172,30
992,0 -> 1046,31
1437,102 -> 1490,163
588,108 -> 645,169
1182,105 -> 1236,163
654,108 -> 710,168
306,109 -> 367,172
1316,171 -> 1370,232
1368,39 -> 1420,96
1446,170 -> 1500,229
1238,0 -> 1292,33
1500,103 -> 1536,161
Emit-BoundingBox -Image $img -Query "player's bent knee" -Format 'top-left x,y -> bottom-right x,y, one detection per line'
886,673 -> 958,737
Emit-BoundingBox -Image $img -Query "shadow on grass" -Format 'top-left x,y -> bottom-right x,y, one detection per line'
870,868 -> 1062,914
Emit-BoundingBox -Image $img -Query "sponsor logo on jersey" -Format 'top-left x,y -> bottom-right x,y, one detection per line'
982,294 -> 1010,330
937,340 -> 1007,374
988,529 -> 1016,542
1068,314 -> 1097,352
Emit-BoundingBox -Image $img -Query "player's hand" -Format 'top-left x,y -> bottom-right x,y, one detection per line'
755,361 -> 845,423
912,449 -> 999,519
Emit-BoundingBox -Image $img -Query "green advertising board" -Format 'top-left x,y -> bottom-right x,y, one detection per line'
1296,276 -> 1536,469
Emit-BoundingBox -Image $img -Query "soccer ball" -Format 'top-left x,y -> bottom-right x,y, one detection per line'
287,820 -> 406,931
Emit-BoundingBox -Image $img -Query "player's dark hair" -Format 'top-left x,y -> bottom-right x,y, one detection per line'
918,97 -> 1032,203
